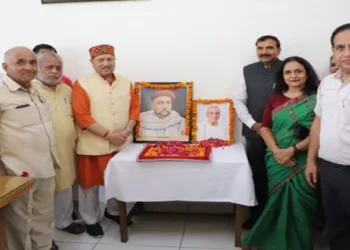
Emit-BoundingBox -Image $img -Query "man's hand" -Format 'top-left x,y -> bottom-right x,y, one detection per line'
121,129 -> 131,138
251,123 -> 262,135
106,133 -> 126,147
305,161 -> 318,188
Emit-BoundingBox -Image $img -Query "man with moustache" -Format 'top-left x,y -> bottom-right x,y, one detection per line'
306,23 -> 350,250
33,44 -> 74,88
32,52 -> 85,248
140,89 -> 185,136
233,35 -> 283,230
72,44 -> 139,237
0,46 -> 58,249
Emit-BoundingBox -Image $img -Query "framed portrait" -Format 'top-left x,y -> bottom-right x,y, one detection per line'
42,0 -> 131,4
134,81 -> 193,143
192,99 -> 235,144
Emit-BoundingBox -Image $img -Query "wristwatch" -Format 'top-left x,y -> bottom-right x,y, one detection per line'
292,145 -> 301,154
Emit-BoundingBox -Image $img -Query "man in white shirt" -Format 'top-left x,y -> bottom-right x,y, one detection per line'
140,90 -> 185,137
233,35 -> 282,230
196,104 -> 228,141
0,46 -> 58,250
306,23 -> 350,250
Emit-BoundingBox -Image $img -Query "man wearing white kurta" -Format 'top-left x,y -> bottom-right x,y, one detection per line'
0,46 -> 58,250
140,90 -> 185,136
32,52 -> 85,239
196,104 -> 228,141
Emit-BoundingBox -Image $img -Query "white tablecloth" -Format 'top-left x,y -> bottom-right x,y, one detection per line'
104,143 -> 257,206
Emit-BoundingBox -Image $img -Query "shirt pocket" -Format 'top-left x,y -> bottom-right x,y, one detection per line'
320,92 -> 336,106
58,97 -> 73,117
2,104 -> 50,127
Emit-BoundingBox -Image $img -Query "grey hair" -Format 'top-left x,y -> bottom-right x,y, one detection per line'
3,46 -> 34,64
3,51 -> 11,64
207,104 -> 220,112
36,51 -> 63,65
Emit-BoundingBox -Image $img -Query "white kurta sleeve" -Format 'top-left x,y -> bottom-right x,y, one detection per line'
233,70 -> 256,128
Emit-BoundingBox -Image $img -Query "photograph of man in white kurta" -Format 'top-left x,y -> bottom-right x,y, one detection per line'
139,88 -> 186,137
196,104 -> 229,141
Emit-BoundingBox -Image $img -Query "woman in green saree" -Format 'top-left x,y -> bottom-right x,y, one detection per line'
243,56 -> 320,250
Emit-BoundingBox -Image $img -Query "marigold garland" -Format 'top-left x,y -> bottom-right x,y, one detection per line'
192,98 -> 235,144
134,81 -> 193,139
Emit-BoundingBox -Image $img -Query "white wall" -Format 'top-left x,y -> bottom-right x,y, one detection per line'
1,0 -> 349,211
1,0 -> 348,111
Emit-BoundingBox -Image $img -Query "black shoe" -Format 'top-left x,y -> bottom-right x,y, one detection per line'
104,209 -> 133,226
61,222 -> 85,235
242,216 -> 257,230
84,223 -> 104,238
51,240 -> 59,250
72,212 -> 77,220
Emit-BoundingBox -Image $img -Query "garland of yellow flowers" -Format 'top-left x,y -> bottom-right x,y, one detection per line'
192,98 -> 235,144
134,81 -> 193,139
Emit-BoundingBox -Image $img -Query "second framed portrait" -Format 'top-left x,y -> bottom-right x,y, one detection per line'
134,81 -> 193,143
192,99 -> 235,144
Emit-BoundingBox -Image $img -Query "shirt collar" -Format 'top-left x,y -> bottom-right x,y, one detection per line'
260,58 -> 280,69
3,75 -> 22,91
334,69 -> 350,84
34,79 -> 63,92
3,75 -> 37,94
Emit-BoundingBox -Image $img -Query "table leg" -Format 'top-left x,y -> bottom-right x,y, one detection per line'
117,201 -> 128,242
234,204 -> 243,248
0,212 -> 5,250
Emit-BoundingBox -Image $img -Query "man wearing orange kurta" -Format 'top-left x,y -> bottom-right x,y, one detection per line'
72,44 -> 139,238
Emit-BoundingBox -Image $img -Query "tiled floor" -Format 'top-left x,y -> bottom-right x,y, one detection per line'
54,211 -> 329,250
55,213 -> 239,250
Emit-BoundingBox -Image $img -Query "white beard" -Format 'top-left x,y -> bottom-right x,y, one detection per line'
37,75 -> 61,86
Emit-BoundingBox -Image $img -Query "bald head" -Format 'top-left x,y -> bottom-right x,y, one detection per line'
206,104 -> 221,125
2,46 -> 37,88
4,47 -> 35,63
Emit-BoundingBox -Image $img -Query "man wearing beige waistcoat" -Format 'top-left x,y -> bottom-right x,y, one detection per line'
32,52 -> 85,240
0,46 -> 58,250
72,44 -> 140,237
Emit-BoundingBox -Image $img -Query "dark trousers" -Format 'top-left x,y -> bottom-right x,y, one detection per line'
319,158 -> 350,250
246,138 -> 268,219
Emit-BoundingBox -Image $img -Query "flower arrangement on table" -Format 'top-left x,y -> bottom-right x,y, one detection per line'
133,81 -> 193,143
198,138 -> 230,148
137,141 -> 212,162
191,98 -> 235,145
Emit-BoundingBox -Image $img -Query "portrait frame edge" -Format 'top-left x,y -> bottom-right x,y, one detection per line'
133,81 -> 193,144
192,98 -> 235,144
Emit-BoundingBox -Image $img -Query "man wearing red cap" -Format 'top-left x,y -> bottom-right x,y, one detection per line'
140,89 -> 185,136
72,44 -> 139,237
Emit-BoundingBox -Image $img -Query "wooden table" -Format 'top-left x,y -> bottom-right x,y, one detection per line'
0,177 -> 35,250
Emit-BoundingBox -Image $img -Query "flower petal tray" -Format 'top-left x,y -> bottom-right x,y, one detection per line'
137,142 -> 212,162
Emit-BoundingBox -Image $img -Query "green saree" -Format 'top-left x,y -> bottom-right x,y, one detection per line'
243,94 -> 319,250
